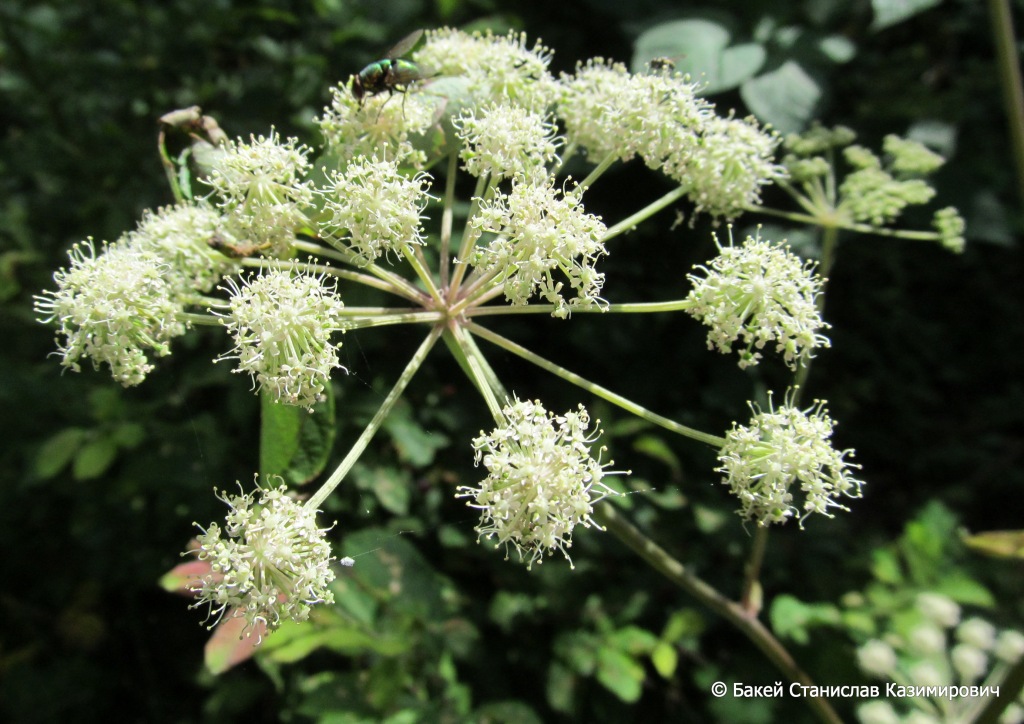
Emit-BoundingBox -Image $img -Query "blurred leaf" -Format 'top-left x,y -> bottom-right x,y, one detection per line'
769,594 -> 841,645
651,640 -> 677,677
469,701 -> 543,724
157,559 -> 206,595
354,464 -> 412,515
35,427 -> 87,479
817,34 -> 856,63
632,19 -> 766,93
73,436 -> 118,480
871,0 -> 942,31
260,385 -> 336,485
632,434 -> 681,478
595,645 -> 644,702
205,614 -> 263,674
382,400 -> 449,466
741,61 -> 820,134
963,530 -> 1024,559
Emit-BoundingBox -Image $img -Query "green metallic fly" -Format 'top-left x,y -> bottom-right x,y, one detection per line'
351,29 -> 428,104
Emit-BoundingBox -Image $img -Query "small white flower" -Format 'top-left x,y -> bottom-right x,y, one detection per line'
206,131 -> 314,255
455,103 -> 561,182
316,83 -> 437,169
684,233 -> 830,370
916,592 -> 961,628
129,201 -> 237,294
415,28 -> 556,110
321,155 -> 432,263
217,266 -> 347,409
717,389 -> 863,526
956,617 -> 997,650
995,630 -> 1024,663
190,480 -> 336,634
34,238 -> 187,387
467,178 -> 607,318
857,639 -> 898,677
907,624 -> 947,656
951,643 -> 988,683
457,398 -> 621,569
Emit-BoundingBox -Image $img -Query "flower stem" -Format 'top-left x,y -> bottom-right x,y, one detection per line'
305,325 -> 442,510
603,185 -> 689,242
446,323 -> 506,423
466,321 -> 724,447
594,504 -> 843,724
439,150 -> 459,290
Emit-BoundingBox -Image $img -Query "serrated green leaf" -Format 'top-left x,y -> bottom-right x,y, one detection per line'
871,0 -> 941,31
35,427 -> 87,479
260,385 -> 336,485
741,61 -> 820,134
73,437 -> 118,480
651,640 -> 678,677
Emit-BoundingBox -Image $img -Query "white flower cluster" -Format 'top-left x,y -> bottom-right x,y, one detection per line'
468,180 -> 608,318
190,482 -> 336,634
414,28 -> 557,110
455,103 -> 561,182
856,593 -> 1024,724
206,131 -> 314,255
217,267 -> 347,410
321,155 -> 432,263
684,234 -> 830,370
717,390 -> 863,526
458,399 -> 620,569
559,60 -> 781,217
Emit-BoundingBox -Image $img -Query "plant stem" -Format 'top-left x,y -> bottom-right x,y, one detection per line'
988,0 -> 1024,208
305,325 -> 442,510
595,504 -> 843,724
446,323 -> 505,423
466,321 -> 724,447
603,185 -> 689,242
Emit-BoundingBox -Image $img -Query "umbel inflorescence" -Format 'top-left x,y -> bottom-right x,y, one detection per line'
36,28 -> 961,632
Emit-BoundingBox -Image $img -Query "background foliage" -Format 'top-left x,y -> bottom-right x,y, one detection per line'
2,0 -> 1022,721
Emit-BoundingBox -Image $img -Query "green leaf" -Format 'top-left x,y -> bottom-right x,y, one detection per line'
741,61 -> 821,134
651,641 -> 678,678
631,19 -> 766,93
73,437 -> 118,480
609,625 -> 658,654
35,427 -> 87,479
469,701 -> 543,724
963,530 -> 1024,559
871,0 -> 942,31
354,464 -> 411,516
769,594 -> 841,645
632,434 -> 681,478
382,400 -> 449,467
260,385 -> 336,485
595,645 -> 644,702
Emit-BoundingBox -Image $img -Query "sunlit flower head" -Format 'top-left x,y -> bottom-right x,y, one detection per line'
467,178 -> 608,318
317,84 -> 437,170
717,389 -> 863,527
34,239 -> 187,387
415,28 -> 556,110
321,155 -> 432,263
684,232 -> 830,370
129,201 -> 237,294
455,103 -> 561,182
916,592 -> 961,628
457,398 -> 621,569
206,131 -> 314,255
189,480 -> 336,635
857,640 -> 898,678
216,266 -> 347,410
558,59 -> 711,167
667,114 -> 783,217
